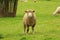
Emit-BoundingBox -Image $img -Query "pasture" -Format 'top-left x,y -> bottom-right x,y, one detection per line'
0,0 -> 60,40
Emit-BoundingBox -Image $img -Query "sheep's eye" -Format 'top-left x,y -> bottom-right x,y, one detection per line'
33,10 -> 35,12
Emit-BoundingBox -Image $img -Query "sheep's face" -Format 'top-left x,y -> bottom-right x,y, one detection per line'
25,10 -> 35,18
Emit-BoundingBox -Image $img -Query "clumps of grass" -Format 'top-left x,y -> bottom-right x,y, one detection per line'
0,34 -> 4,39
20,37 -> 27,40
44,37 -> 52,40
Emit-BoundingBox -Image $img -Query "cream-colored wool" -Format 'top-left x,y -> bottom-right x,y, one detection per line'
53,7 -> 60,15
23,9 -> 36,33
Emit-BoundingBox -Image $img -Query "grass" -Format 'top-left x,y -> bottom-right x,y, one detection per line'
0,0 -> 60,40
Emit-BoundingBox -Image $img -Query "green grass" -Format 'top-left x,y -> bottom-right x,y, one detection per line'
0,0 -> 60,40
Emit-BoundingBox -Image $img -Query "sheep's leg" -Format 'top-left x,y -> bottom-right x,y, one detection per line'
32,24 -> 35,34
24,24 -> 26,33
27,25 -> 29,33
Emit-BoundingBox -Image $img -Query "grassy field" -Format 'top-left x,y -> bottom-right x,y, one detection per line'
0,0 -> 60,40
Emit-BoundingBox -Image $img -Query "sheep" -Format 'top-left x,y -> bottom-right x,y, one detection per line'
53,7 -> 60,16
23,9 -> 36,34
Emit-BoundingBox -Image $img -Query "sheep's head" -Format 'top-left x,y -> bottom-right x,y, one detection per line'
25,9 -> 35,18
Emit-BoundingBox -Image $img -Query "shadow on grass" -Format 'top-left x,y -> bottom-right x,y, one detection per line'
44,37 -> 53,40
19,31 -> 43,36
20,37 -> 27,40
0,34 -> 5,39
52,14 -> 60,17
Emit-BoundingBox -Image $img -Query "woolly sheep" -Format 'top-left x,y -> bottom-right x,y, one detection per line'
53,7 -> 60,15
23,9 -> 36,34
